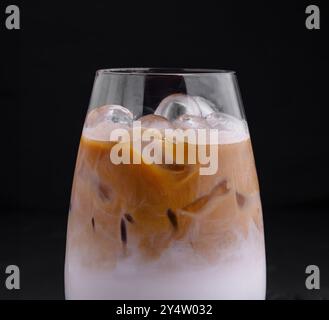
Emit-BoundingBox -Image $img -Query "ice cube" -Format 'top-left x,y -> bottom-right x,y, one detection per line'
138,115 -> 174,148
205,112 -> 241,130
193,96 -> 218,117
85,105 -> 133,128
83,105 -> 133,141
139,114 -> 174,130
205,112 -> 249,144
172,114 -> 211,146
172,114 -> 210,130
155,93 -> 202,121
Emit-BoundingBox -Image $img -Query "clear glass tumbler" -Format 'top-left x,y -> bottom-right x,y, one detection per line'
65,68 -> 266,300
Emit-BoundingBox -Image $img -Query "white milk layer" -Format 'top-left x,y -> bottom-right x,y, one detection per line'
65,223 -> 266,300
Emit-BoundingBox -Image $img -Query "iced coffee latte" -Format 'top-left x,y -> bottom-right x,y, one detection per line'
65,90 -> 266,299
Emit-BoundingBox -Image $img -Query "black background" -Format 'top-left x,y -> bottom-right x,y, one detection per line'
0,0 -> 328,299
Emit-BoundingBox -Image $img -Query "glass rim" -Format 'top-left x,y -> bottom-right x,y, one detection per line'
97,68 -> 236,76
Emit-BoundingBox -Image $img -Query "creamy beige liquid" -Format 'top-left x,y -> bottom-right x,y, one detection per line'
65,113 -> 266,300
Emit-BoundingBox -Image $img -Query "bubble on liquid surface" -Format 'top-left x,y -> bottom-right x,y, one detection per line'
155,94 -> 202,121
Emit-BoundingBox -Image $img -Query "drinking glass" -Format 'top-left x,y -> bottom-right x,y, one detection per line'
65,68 -> 266,299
